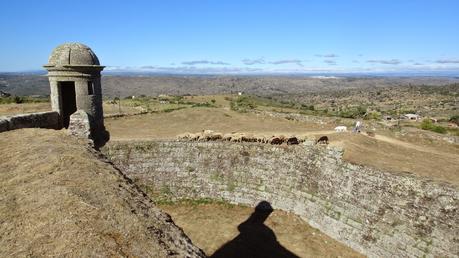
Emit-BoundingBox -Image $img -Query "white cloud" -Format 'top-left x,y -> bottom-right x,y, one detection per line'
316,54 -> 339,58
269,59 -> 303,66
436,59 -> 459,64
242,58 -> 265,65
181,60 -> 230,65
367,59 -> 401,65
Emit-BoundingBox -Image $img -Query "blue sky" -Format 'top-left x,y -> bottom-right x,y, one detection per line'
1,0 -> 458,74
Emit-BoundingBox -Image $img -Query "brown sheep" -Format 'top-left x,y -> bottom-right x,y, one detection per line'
269,136 -> 283,145
316,136 -> 329,145
241,133 -> 257,142
209,132 -> 223,141
286,136 -> 299,145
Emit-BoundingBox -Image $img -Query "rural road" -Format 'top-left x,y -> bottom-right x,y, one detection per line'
372,134 -> 459,159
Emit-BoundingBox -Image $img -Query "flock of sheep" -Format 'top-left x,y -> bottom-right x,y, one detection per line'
176,130 -> 307,145
176,126 -> 373,146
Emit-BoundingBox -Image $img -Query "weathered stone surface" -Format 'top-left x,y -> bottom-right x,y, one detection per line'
0,111 -> 60,133
45,43 -> 100,67
103,141 -> 459,258
0,118 -> 8,132
68,110 -> 92,140
44,43 -> 107,147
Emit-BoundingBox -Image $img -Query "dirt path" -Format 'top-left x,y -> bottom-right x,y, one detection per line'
308,129 -> 458,160
372,134 -> 458,159
332,132 -> 459,185
305,129 -> 457,155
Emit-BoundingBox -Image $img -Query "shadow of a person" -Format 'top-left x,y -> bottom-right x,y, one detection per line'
211,201 -> 299,258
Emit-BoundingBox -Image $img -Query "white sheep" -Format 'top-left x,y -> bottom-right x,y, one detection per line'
334,126 -> 347,132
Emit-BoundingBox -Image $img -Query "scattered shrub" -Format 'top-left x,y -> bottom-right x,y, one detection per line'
364,111 -> 382,120
14,96 -> 23,104
300,104 -> 315,111
337,106 -> 367,119
449,115 -> 459,126
420,119 -> 447,134
191,102 -> 214,108
172,96 -> 183,102
162,106 -> 187,113
230,96 -> 257,112
0,96 -> 49,104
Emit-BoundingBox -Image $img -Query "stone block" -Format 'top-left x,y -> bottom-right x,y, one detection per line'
0,118 -> 9,132
68,110 -> 92,141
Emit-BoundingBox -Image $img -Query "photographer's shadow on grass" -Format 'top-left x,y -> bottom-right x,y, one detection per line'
211,201 -> 299,258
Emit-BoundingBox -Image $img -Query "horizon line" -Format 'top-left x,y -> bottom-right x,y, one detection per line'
1,69 -> 458,77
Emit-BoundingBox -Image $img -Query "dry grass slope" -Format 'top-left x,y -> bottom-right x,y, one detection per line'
0,128 -> 204,257
106,107 -> 459,185
160,202 -> 365,257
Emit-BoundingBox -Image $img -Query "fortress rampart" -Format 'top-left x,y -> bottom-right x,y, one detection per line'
103,140 -> 459,258
0,111 -> 60,133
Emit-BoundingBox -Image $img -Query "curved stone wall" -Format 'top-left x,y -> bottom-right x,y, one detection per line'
103,141 -> 458,258
0,111 -> 60,133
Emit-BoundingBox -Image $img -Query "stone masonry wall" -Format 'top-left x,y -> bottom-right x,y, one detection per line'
0,111 -> 60,133
103,141 -> 459,258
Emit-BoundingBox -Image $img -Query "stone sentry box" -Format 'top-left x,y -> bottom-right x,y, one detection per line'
43,43 -> 108,145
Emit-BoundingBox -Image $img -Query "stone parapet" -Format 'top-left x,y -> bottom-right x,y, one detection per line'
103,141 -> 459,258
0,111 -> 60,132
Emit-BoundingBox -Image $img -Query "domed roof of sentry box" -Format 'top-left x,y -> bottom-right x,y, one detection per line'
44,43 -> 102,68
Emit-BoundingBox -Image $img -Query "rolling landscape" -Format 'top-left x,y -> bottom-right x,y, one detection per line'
2,73 -> 458,256
1,1 -> 458,257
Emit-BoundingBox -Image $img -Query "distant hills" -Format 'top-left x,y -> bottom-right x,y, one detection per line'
1,72 -> 458,98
